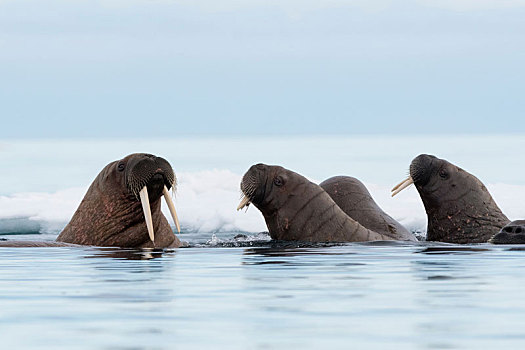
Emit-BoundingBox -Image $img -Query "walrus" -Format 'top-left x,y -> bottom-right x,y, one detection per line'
1,153 -> 182,248
391,154 -> 509,244
490,220 -> 525,244
236,163 -> 412,242
320,176 -> 416,241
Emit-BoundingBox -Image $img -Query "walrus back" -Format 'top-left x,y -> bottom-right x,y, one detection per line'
320,176 -> 416,241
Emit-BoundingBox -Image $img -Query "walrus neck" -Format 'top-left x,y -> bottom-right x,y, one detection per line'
263,185 -> 389,242
425,195 -> 510,244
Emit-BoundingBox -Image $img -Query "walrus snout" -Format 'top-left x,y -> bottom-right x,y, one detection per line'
237,164 -> 268,211
125,153 -> 180,243
391,154 -> 437,197
148,172 -> 168,191
409,154 -> 436,187
126,155 -> 175,196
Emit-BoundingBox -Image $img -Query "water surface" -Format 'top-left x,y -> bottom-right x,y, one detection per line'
2,239 -> 525,349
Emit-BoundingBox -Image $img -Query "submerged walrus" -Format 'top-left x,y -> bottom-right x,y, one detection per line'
237,163 -> 411,242
391,154 -> 509,244
490,220 -> 525,244
320,176 -> 416,241
1,153 -> 182,248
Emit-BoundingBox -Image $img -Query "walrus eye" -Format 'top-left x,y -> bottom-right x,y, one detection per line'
274,176 -> 284,187
117,163 -> 125,172
439,169 -> 449,179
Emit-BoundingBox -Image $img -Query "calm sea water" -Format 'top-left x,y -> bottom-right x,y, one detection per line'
2,136 -> 525,349
2,238 -> 525,349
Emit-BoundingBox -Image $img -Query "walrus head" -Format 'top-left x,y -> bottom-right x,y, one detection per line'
237,164 -> 294,216
57,153 -> 181,248
237,163 -> 327,240
490,220 -> 525,244
391,154 -> 509,243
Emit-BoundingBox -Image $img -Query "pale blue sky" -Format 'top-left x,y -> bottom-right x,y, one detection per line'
1,0 -> 524,137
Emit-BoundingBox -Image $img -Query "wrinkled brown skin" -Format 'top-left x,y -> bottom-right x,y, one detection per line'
490,220 -> 525,244
56,153 -> 181,248
240,164 -> 397,242
320,176 -> 416,241
0,153 -> 181,248
410,154 -> 509,244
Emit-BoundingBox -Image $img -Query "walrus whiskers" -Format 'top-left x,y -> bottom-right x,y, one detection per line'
163,186 -> 181,233
139,186 -> 155,243
391,176 -> 414,197
237,173 -> 258,211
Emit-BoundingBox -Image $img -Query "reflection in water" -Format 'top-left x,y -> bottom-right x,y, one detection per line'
417,245 -> 492,255
0,245 -> 182,349
506,246 -> 525,251
408,244 -> 525,349
85,247 -> 175,260
241,246 -> 368,270
2,243 -> 525,349
243,246 -> 348,257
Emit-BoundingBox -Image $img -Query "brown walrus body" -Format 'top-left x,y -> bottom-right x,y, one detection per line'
237,164 -> 408,242
320,176 -> 416,241
0,240 -> 76,247
392,154 -> 509,244
1,153 -> 181,248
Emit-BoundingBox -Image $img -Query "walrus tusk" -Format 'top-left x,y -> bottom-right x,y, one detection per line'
391,176 -> 414,197
163,186 -> 181,234
139,186 -> 155,242
237,195 -> 251,211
